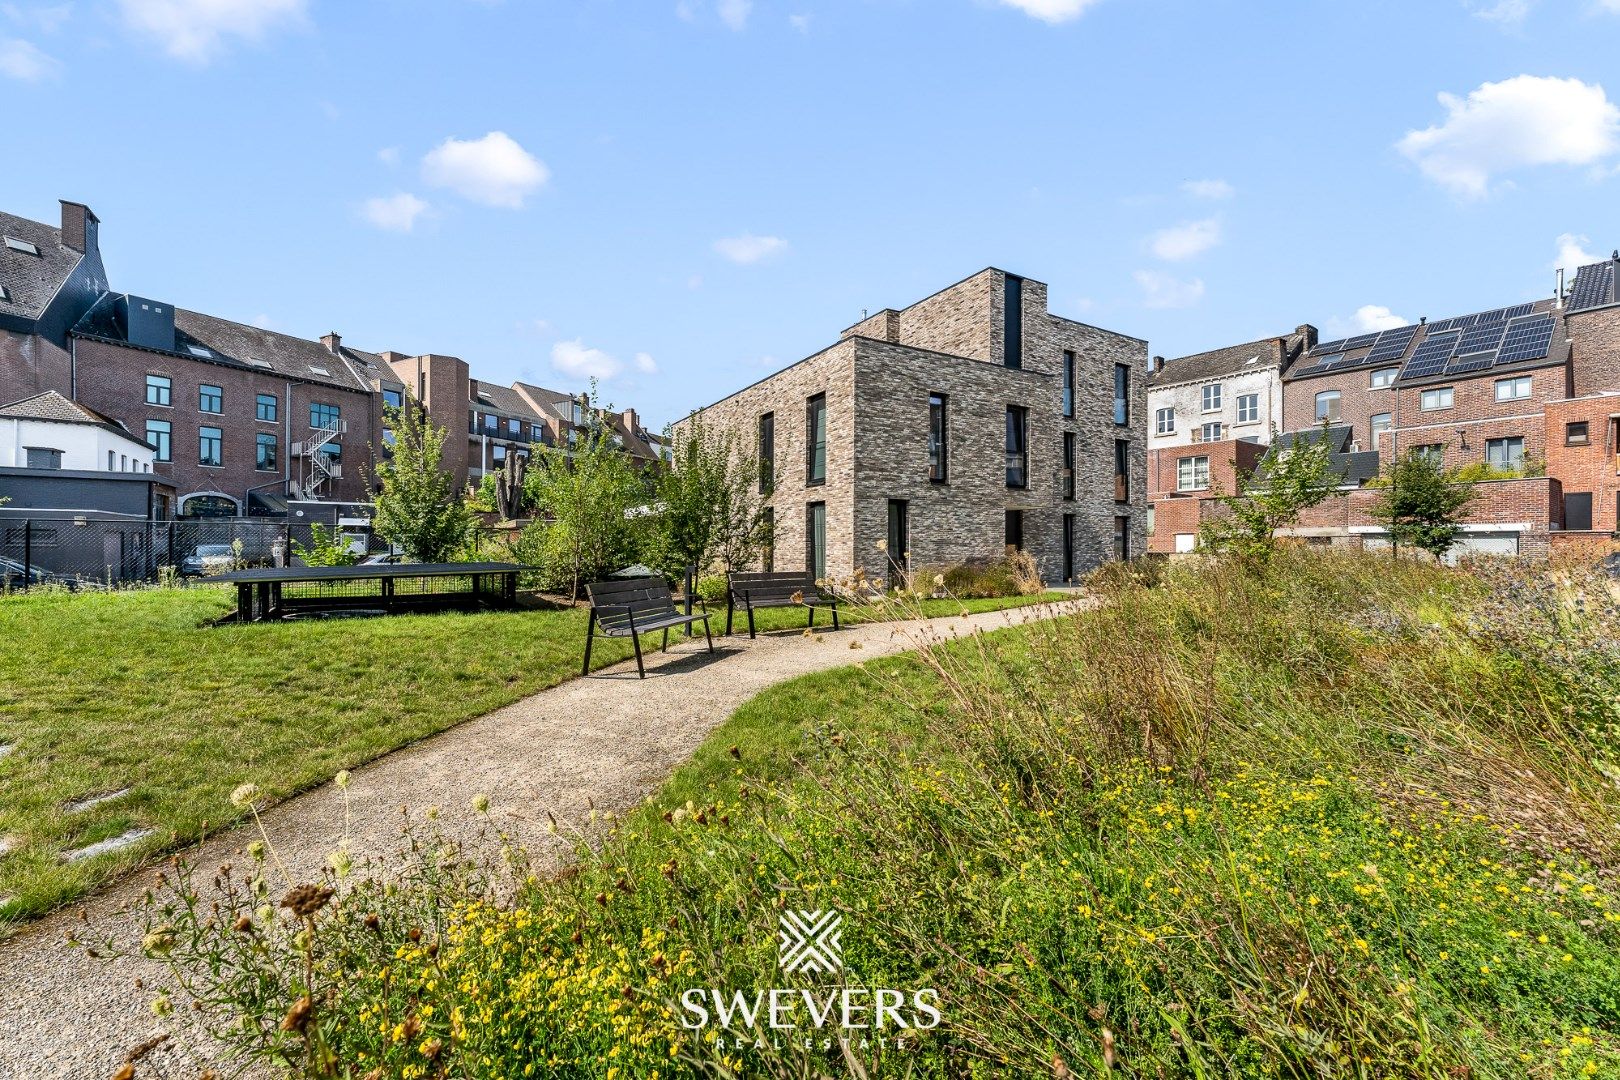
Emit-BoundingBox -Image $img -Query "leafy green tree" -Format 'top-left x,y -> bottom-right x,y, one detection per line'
463,473 -> 500,514
524,389 -> 648,599
291,523 -> 360,567
1200,423 -> 1341,562
650,416 -> 773,580
1370,449 -> 1477,561
370,397 -> 472,563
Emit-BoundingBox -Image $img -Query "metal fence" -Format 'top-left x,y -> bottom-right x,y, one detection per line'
0,518 -> 397,589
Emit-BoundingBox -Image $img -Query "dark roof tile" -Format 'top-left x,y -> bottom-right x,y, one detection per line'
0,210 -> 80,321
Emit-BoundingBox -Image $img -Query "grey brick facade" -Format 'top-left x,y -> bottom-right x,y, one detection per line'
679,268 -> 1148,586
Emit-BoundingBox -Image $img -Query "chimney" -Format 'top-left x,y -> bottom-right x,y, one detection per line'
623,407 -> 639,433
321,332 -> 342,355
1149,355 -> 1164,374
59,201 -> 98,254
1294,324 -> 1319,351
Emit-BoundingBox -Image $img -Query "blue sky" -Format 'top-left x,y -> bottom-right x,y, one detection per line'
3,0 -> 1619,428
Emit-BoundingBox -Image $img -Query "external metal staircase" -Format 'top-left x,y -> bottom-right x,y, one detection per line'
292,418 -> 345,498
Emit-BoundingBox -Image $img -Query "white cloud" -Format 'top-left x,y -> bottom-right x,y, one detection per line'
360,193 -> 429,233
1555,232 -> 1602,270
1600,0 -> 1620,11
1149,218 -> 1221,261
1350,305 -> 1409,332
1470,0 -> 1533,25
115,0 -> 306,62
1397,75 -> 1620,198
1180,178 -> 1234,200
552,339 -> 624,381
788,12 -> 810,32
377,146 -> 400,167
421,131 -> 549,209
1134,270 -> 1205,309
717,0 -> 749,29
0,36 -> 56,79
713,234 -> 787,264
634,352 -> 658,374
997,0 -> 1103,23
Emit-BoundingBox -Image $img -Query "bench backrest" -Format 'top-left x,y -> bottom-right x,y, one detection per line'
728,570 -> 822,603
586,577 -> 677,632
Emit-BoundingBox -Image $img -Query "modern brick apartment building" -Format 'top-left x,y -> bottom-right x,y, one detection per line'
1148,251 -> 1620,557
1,199 -> 666,519
679,268 -> 1148,586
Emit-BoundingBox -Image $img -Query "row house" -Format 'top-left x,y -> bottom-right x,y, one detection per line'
1147,251 -> 1620,557
678,268 -> 1147,587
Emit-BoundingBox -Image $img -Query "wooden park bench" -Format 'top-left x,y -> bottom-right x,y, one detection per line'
725,570 -> 841,638
583,576 -> 714,679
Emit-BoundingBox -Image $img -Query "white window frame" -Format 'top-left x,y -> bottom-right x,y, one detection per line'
1315,390 -> 1341,423
1155,407 -> 1175,435
1494,376 -> 1532,402
1420,387 -> 1454,411
1236,393 -> 1259,424
1177,455 -> 1210,492
1200,422 -> 1223,442
1200,384 -> 1222,413
1370,367 -> 1398,389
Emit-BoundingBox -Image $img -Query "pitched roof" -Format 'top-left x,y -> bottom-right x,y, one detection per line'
1266,424 -> 1380,486
72,295 -> 377,394
0,390 -> 153,447
1150,336 -> 1289,388
1567,255 -> 1619,313
470,380 -> 546,421
0,210 -> 80,321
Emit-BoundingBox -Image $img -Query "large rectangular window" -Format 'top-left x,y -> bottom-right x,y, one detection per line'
1114,439 -> 1129,502
886,500 -> 908,579
757,412 -> 775,494
1201,384 -> 1223,412
1005,405 -> 1028,488
198,384 -> 223,414
1486,436 -> 1525,469
1494,376 -> 1532,402
1114,364 -> 1130,426
198,426 -> 222,467
383,388 -> 404,409
1004,274 -> 1023,370
1236,393 -> 1259,424
146,419 -> 172,462
1004,509 -> 1024,553
806,394 -> 827,485
1315,390 -> 1341,422
256,432 -> 278,471
928,393 -> 948,483
145,374 -> 171,407
310,402 -> 342,428
1062,432 -> 1076,500
1177,455 -> 1209,492
806,502 -> 827,582
1155,407 -> 1175,435
1061,349 -> 1075,417
256,393 -> 278,422
1420,387 -> 1454,411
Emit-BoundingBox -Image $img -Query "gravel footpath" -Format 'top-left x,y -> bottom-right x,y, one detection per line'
0,601 -> 1073,1080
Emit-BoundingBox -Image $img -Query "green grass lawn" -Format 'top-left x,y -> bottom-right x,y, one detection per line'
0,584 -> 1060,928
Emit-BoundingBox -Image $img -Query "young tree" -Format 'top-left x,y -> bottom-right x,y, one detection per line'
651,416 -> 772,581
370,397 -> 472,562
524,390 -> 648,600
1200,422 -> 1341,562
1369,449 -> 1477,561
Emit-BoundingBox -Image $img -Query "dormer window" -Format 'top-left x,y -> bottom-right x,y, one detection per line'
3,236 -> 40,256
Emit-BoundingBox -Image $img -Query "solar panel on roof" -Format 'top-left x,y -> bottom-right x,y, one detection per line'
1497,314 -> 1555,364
1458,323 -> 1508,354
1310,339 -> 1350,356
1343,333 -> 1380,351
1402,358 -> 1448,379
1445,353 -> 1496,376
1366,325 -> 1419,363
1427,315 -> 1476,333
1568,264 -> 1615,312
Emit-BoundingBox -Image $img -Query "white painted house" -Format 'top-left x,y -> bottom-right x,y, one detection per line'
0,390 -> 155,473
1146,329 -> 1312,452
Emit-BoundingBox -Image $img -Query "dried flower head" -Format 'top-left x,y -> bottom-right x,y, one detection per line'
279,884 -> 335,920
229,783 -> 259,810
334,770 -> 351,790
472,793 -> 491,814
280,996 -> 313,1033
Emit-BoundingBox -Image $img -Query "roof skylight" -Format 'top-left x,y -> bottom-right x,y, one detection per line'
309,365 -> 331,376
3,236 -> 41,256
186,345 -> 213,358
246,358 -> 272,369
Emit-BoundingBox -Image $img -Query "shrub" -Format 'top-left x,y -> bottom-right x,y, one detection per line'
290,523 -> 359,567
695,574 -> 728,603
935,553 -> 1044,599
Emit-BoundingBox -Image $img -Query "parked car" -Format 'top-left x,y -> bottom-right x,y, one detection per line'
358,551 -> 410,565
180,543 -> 237,577
0,555 -> 46,589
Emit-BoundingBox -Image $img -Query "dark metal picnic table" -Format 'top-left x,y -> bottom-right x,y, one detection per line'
214,562 -> 531,623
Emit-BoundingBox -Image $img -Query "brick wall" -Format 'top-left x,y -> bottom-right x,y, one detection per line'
389,354 -> 473,491
1567,305 -> 1620,398
1147,437 -> 1264,499
1380,362 -> 1567,471
1542,395 -> 1620,533
0,330 -> 72,405
1148,495 -> 1203,553
1282,367 -> 1398,451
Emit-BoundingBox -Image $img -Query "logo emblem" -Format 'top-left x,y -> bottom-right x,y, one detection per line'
778,910 -> 843,974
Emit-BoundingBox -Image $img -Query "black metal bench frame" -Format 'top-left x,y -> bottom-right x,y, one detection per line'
725,571 -> 840,638
583,577 -> 714,679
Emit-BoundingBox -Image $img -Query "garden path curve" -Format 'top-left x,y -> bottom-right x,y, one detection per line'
0,600 -> 1076,1080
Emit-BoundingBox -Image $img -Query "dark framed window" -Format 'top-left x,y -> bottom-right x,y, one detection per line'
887,499 -> 909,580
1062,432 -> 1076,500
1114,439 -> 1130,502
928,394 -> 948,483
1004,509 -> 1024,553
198,426 -> 222,467
1413,443 -> 1444,465
760,507 -> 775,572
806,394 -> 827,485
1486,436 -> 1524,470
493,444 -> 507,463
146,419 -> 172,462
256,432 -> 278,471
256,393 -> 278,422
531,423 -> 545,442
1005,405 -> 1028,489
145,374 -> 171,407
1004,274 -> 1023,370
1566,492 -> 1593,532
1062,512 -> 1076,584
383,388 -> 404,409
1567,421 -> 1590,446
310,402 -> 342,429
199,384 -> 223,413
318,443 -> 341,464
484,412 -> 498,434
758,412 -> 775,494
1114,516 -> 1130,561
1114,364 -> 1130,426
1061,349 -> 1075,417
508,417 -> 522,436
806,502 -> 827,582
24,447 -> 62,470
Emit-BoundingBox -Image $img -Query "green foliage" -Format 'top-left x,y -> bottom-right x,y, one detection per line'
694,574 -> 728,603
648,416 -> 772,580
371,397 -> 473,563
463,472 -> 500,514
934,553 -> 1043,598
1370,448 -> 1478,560
523,388 -> 648,598
1199,422 -> 1341,561
289,523 -> 359,567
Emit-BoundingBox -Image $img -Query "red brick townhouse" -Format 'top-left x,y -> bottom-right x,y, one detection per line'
1148,251 -> 1620,558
